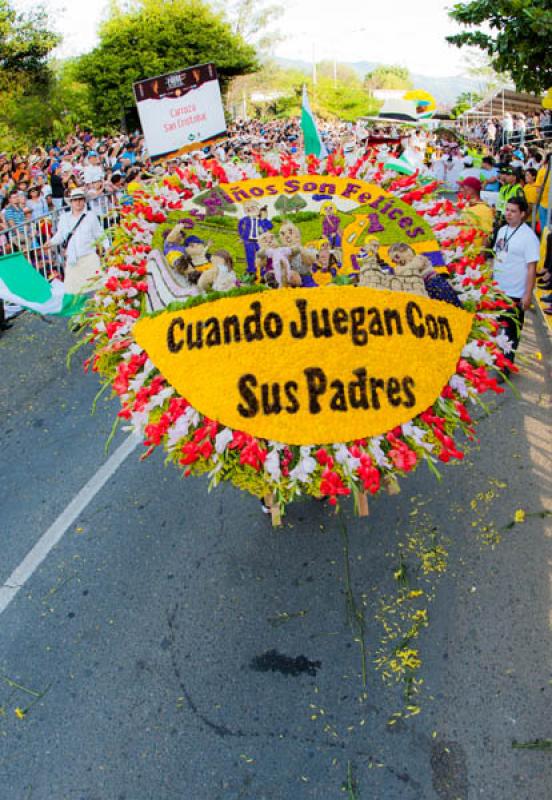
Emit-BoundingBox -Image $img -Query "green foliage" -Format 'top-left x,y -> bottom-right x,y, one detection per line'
0,0 -> 59,90
451,90 -> 482,118
316,60 -> 361,85
228,60 -> 379,121
364,64 -> 413,91
312,76 -> 380,122
0,58 -> 95,151
0,0 -> 61,149
447,1 -> 552,94
78,0 -> 259,127
272,211 -> 319,223
274,194 -> 307,214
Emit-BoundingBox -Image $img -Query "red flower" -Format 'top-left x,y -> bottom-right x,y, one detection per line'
315,448 -> 334,469
319,468 -> 351,505
388,443 -> 417,472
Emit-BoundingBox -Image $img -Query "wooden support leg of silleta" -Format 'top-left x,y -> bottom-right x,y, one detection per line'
357,491 -> 370,517
264,492 -> 282,527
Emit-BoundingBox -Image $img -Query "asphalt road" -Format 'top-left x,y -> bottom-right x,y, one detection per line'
0,310 -> 551,800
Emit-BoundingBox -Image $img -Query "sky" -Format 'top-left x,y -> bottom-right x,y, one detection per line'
13,0 -> 469,78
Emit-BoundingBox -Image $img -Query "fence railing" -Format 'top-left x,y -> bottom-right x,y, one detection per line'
0,195 -> 121,281
464,127 -> 552,150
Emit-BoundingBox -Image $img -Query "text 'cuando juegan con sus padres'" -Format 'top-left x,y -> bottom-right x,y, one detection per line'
133,287 -> 474,445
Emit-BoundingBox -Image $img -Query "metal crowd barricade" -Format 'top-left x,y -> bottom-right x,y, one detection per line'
0,194 -> 121,281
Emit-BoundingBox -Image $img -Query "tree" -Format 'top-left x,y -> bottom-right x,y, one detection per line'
461,47 -> 510,95
312,76 -> 380,122
226,61 -> 381,122
0,59 -> 95,151
274,194 -> 307,215
451,90 -> 483,119
220,0 -> 284,53
316,61 -> 360,86
447,1 -> 552,95
0,0 -> 59,90
78,0 -> 259,127
0,1 -> 61,150
363,65 -> 413,92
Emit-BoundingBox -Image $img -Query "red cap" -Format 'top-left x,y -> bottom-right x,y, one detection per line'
459,176 -> 482,193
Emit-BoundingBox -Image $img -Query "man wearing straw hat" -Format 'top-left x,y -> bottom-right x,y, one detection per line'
46,188 -> 104,295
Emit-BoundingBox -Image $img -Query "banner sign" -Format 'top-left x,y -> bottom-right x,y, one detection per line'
144,175 -> 446,315
133,287 -> 474,445
133,62 -> 226,161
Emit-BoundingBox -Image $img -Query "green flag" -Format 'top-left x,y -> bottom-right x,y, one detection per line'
301,85 -> 328,158
383,154 -> 418,176
0,252 -> 86,317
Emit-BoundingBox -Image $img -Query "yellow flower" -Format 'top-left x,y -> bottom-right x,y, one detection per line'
534,352 -> 543,361
14,707 -> 26,719
514,509 -> 526,523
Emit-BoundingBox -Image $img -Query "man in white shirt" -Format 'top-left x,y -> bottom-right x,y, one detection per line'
46,188 -> 104,294
493,196 -> 539,368
83,151 -> 105,185
502,113 -> 514,146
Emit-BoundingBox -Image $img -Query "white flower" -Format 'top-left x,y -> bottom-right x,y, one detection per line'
129,410 -> 149,434
215,427 -> 234,454
449,374 -> 469,398
493,330 -> 513,354
333,443 -> 361,472
289,447 -> 317,483
369,436 -> 391,468
462,340 -> 494,366
149,386 -> 175,409
458,288 -> 482,303
166,406 -> 199,449
264,449 -> 282,481
128,374 -> 145,393
401,421 -> 434,452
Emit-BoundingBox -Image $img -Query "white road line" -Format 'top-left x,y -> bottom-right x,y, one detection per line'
0,433 -> 141,616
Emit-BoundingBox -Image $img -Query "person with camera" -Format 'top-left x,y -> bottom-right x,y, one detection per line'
45,188 -> 104,295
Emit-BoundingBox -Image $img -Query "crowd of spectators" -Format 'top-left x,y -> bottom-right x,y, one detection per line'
464,109 -> 552,153
0,117 -> 379,246
0,116 -> 550,327
0,128 -> 155,234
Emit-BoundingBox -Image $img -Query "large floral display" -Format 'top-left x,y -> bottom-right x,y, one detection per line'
79,153 -> 515,524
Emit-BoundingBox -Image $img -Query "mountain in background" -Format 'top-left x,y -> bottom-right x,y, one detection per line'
274,57 -> 483,107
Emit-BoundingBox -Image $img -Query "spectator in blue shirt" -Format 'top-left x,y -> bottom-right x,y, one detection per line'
2,190 -> 27,228
119,144 -> 137,166
480,156 -> 500,192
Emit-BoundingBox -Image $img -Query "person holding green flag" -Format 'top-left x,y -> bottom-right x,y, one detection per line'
0,189 -> 103,318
